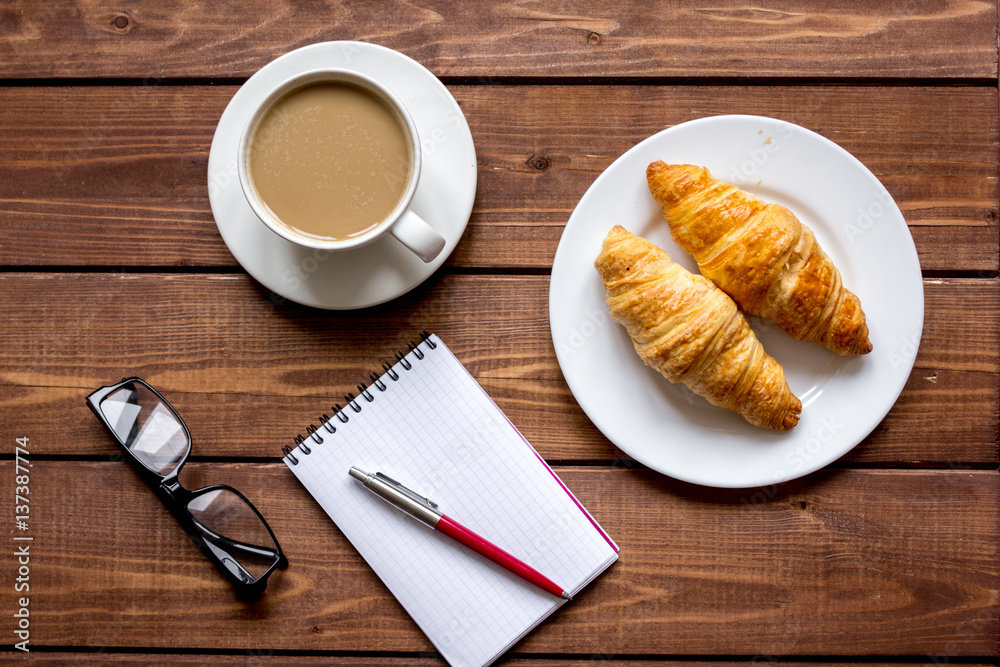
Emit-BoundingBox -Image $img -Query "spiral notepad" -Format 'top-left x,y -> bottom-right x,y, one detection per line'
282,333 -> 618,667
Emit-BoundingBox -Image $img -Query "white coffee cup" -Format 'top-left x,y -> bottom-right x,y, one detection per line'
238,69 -> 445,262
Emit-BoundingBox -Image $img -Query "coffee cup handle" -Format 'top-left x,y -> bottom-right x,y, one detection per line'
390,210 -> 446,263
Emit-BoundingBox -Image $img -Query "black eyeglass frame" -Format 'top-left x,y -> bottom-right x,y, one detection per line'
86,377 -> 287,598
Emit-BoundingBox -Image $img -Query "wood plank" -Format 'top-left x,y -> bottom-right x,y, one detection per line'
0,2 -> 994,79
0,274 -> 995,464
0,273 -> 991,378
10,463 -> 997,655
3,368 -> 996,466
16,659 -> 445,666
0,86 -> 995,272
22,660 -> 998,667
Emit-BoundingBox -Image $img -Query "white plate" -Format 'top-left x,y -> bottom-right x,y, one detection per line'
208,41 -> 477,309
549,115 -> 924,488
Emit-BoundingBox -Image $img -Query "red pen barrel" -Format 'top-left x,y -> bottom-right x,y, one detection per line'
435,514 -> 566,598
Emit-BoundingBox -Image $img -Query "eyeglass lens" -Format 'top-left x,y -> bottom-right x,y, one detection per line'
100,382 -> 189,475
187,488 -> 280,580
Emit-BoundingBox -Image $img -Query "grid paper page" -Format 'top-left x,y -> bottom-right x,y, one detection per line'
286,335 -> 618,667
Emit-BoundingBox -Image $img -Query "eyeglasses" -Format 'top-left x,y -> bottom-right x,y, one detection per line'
86,378 -> 287,598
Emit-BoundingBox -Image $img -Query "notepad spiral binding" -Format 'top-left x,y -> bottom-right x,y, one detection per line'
281,331 -> 437,466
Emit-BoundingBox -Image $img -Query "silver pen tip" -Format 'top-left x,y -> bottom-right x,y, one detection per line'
560,592 -> 572,601
348,467 -> 368,482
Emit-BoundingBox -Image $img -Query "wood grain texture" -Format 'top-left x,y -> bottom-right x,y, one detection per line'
0,1 -> 994,79
0,273 -> 995,465
18,660 -> 997,667
0,3 -> 996,664
0,273 -> 992,379
0,86 -> 995,272
6,462 -> 996,655
2,366 -> 996,466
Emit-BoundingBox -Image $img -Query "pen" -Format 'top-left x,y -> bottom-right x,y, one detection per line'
349,466 -> 572,600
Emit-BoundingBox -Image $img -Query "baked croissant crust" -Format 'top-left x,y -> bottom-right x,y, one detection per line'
646,162 -> 872,356
596,225 -> 801,431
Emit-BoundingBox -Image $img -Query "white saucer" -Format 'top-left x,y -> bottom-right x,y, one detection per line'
208,41 -> 477,309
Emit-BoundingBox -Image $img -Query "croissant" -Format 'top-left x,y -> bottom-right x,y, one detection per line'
646,162 -> 872,356
595,225 -> 801,431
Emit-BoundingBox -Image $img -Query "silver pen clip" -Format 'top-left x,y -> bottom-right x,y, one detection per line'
374,472 -> 439,510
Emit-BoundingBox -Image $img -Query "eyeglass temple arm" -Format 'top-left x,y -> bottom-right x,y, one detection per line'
190,518 -> 283,561
200,539 -> 261,587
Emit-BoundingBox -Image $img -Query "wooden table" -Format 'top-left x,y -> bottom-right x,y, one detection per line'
1,2 -> 997,664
